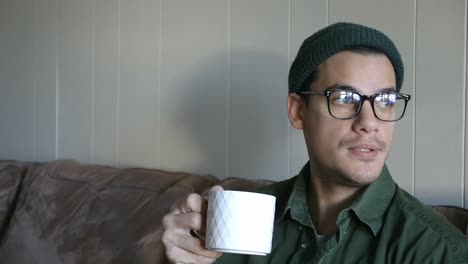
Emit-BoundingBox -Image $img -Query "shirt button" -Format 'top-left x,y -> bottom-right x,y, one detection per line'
298,225 -> 303,230
300,243 -> 308,248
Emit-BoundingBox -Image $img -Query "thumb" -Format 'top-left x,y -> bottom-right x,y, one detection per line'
201,185 -> 224,199
209,185 -> 224,192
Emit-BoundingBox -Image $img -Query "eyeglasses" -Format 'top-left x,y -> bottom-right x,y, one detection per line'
299,86 -> 411,122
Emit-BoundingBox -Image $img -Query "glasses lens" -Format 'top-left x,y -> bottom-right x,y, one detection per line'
373,93 -> 407,121
328,90 -> 361,119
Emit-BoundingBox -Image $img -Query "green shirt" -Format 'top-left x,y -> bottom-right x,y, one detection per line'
215,164 -> 468,264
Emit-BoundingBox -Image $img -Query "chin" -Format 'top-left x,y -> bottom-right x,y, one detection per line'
341,160 -> 384,186
355,169 -> 382,185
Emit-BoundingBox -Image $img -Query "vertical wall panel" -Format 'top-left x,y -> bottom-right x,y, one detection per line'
0,0 -> 35,160
34,0 -> 58,161
159,0 -> 228,177
118,0 -> 160,167
415,0 -> 465,206
58,0 -> 94,162
229,0 -> 289,180
93,0 -> 119,165
289,0 -> 327,177
329,0 -> 416,193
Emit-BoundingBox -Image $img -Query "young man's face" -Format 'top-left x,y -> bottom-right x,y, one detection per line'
288,51 -> 397,187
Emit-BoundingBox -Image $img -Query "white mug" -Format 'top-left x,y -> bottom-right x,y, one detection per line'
205,190 -> 276,256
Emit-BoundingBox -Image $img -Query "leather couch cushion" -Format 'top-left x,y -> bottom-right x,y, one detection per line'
432,206 -> 468,235
0,161 -> 30,237
0,160 -> 219,264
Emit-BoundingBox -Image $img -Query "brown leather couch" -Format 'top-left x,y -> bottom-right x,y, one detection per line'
0,160 -> 466,264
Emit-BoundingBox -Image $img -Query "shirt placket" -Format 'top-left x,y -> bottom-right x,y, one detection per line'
288,223 -> 316,264
314,211 -> 352,264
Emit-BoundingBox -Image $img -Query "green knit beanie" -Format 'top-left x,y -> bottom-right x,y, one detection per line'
289,22 -> 404,93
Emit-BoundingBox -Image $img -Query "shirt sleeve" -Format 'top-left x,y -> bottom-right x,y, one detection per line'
214,253 -> 249,264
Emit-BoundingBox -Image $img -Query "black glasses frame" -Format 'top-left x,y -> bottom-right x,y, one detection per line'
299,88 -> 411,122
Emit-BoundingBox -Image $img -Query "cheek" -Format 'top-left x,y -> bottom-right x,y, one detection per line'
307,117 -> 349,149
383,124 -> 395,144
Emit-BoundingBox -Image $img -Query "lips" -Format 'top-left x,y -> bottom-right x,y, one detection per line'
347,143 -> 381,159
348,143 -> 380,152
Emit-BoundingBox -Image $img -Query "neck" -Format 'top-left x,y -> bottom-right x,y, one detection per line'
307,169 -> 365,235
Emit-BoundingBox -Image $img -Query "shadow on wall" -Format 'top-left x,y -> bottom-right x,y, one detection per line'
418,189 -> 464,208
160,48 -> 289,180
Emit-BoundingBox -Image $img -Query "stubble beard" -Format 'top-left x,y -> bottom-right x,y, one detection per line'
312,136 -> 388,188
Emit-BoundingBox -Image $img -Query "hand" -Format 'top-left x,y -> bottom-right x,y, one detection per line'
162,185 -> 224,264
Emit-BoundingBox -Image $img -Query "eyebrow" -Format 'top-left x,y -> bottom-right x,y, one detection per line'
327,84 -> 397,93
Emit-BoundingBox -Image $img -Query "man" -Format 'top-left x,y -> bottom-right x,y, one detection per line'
162,22 -> 468,263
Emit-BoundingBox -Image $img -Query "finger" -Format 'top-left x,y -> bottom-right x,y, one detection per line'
171,193 -> 204,214
181,214 -> 208,238
162,212 -> 203,231
185,193 -> 204,213
201,185 -> 224,199
164,232 -> 222,260
165,244 -> 220,264
210,185 -> 224,192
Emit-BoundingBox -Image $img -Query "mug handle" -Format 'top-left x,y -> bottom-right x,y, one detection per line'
190,230 -> 206,240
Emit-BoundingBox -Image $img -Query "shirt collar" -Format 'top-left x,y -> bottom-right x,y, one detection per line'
275,162 -> 396,236
275,163 -> 314,227
347,164 -> 396,236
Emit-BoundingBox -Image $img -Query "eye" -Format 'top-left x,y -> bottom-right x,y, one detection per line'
332,91 -> 360,105
376,93 -> 397,108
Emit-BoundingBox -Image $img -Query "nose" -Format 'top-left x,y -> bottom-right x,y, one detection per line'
352,100 -> 379,134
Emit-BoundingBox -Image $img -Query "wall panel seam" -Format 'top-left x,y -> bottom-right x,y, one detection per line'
153,0 -> 160,166
463,0 -> 467,208
55,0 -> 60,159
33,80 -> 37,160
226,0 -> 231,178
287,0 -> 291,176
116,0 -> 121,166
412,0 -> 417,197
91,0 -> 96,161
33,0 -> 37,160
157,0 -> 163,167
326,0 -> 329,26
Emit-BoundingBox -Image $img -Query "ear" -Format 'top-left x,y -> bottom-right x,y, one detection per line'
287,93 -> 306,130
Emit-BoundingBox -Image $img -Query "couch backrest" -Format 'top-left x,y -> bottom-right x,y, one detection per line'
0,160 -> 221,264
432,205 -> 468,235
0,161 -> 32,239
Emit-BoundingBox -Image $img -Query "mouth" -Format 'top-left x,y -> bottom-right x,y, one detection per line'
347,143 -> 381,159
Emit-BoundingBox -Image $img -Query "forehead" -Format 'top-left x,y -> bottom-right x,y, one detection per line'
312,51 -> 396,94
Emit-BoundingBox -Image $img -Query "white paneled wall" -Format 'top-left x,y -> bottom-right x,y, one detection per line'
0,0 -> 466,207
93,0 -> 119,165
0,0 -> 36,161
58,0 -> 94,163
34,0 -> 58,161
229,0 -> 289,181
160,0 -> 228,177
288,0 -> 326,180
415,0 -> 466,206
118,0 -> 160,168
